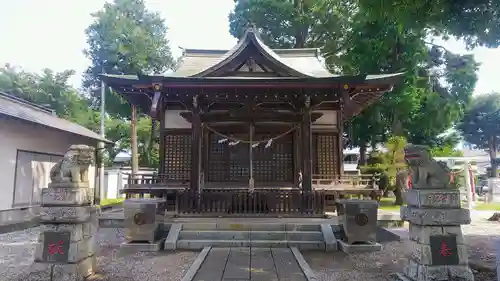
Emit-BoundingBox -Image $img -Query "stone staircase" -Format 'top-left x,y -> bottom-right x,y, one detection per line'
174,223 -> 335,250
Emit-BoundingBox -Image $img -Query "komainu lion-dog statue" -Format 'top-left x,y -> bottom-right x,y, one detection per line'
50,144 -> 95,184
404,144 -> 452,189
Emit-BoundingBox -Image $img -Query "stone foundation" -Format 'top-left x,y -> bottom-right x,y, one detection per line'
31,145 -> 98,281
393,189 -> 474,281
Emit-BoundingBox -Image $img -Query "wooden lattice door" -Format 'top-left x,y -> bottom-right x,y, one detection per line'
207,133 -> 227,181
164,132 -> 191,181
253,133 -> 294,183
313,133 -> 338,176
207,133 -> 249,182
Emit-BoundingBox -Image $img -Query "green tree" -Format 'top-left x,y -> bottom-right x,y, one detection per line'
83,0 -> 174,118
0,65 -> 137,166
229,0 -> 478,147
385,136 -> 408,205
458,93 -> 500,177
360,152 -> 390,196
357,0 -> 500,49
0,64 -> 95,125
229,0 -> 354,51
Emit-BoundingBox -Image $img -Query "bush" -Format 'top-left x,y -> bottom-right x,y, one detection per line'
360,152 -> 390,192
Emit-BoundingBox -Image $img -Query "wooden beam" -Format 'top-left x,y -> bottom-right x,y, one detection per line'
179,111 -> 323,123
150,83 -> 162,117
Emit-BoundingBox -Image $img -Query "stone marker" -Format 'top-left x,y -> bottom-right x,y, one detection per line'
391,144 -> 474,281
496,239 -> 500,281
487,178 -> 500,203
32,144 -> 98,280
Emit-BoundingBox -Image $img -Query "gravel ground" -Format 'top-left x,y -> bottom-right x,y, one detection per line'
303,220 -> 500,281
0,221 -> 498,281
0,227 -> 198,281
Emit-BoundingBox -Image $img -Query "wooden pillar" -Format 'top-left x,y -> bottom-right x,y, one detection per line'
202,128 -> 209,182
339,85 -> 352,178
158,105 -> 166,177
337,110 -> 344,177
131,104 -> 139,175
190,96 -> 202,192
151,86 -> 164,177
301,96 -> 313,191
249,123 -> 255,191
294,125 -> 301,188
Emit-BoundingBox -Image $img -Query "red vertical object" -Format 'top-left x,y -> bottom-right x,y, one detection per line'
408,174 -> 412,189
469,166 -> 475,200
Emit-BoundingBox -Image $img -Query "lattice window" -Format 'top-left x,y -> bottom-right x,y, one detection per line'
253,133 -> 293,182
207,131 -> 294,183
207,133 -> 227,181
229,144 -> 249,181
164,133 -> 191,181
313,133 -> 338,176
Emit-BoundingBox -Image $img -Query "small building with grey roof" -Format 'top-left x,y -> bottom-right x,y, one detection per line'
0,91 -> 110,218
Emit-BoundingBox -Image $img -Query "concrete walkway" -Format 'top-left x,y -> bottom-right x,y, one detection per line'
184,247 -> 313,281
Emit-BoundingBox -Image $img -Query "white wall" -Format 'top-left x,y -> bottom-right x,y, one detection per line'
0,118 -> 99,211
164,109 -> 339,129
103,168 -> 156,199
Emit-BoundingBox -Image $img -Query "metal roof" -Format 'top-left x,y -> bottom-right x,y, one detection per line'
0,92 -> 112,143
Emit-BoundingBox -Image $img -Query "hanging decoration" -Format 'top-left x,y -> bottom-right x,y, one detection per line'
265,139 -> 273,148
205,124 -> 297,149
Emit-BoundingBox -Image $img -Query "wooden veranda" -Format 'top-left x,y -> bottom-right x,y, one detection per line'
102,27 -> 402,217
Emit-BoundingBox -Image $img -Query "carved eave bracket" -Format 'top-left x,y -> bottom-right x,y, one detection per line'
150,83 -> 162,118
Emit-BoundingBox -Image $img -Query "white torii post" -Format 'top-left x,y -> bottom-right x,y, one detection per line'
463,161 -> 475,210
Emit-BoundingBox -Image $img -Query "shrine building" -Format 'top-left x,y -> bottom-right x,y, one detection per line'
102,27 -> 403,215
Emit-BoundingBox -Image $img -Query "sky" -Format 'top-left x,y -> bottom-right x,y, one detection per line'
0,0 -> 499,95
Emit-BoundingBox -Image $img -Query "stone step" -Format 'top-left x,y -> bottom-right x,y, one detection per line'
176,239 -> 325,250
181,223 -> 321,232
178,230 -> 323,241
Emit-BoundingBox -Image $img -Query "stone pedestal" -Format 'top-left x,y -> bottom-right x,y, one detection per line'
496,239 -> 500,281
487,178 -> 500,203
392,189 -> 474,281
31,145 -> 97,281
122,198 -> 165,251
336,200 -> 382,253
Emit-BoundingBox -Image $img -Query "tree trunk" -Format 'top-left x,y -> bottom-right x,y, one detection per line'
391,117 -> 406,205
293,0 -> 307,48
359,144 -> 367,166
489,136 -> 498,177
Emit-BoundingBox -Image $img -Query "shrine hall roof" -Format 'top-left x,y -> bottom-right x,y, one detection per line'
173,28 -> 331,78
173,48 -> 331,78
101,27 -> 405,84
101,72 -> 404,85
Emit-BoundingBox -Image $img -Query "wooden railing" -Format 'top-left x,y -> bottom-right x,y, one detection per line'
312,174 -> 377,188
312,174 -> 381,204
125,174 -> 189,186
176,189 -> 325,216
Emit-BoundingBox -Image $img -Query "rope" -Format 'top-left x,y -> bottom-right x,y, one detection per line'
204,124 -> 297,145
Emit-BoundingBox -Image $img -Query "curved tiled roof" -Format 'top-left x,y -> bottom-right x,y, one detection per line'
173,28 -> 332,78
